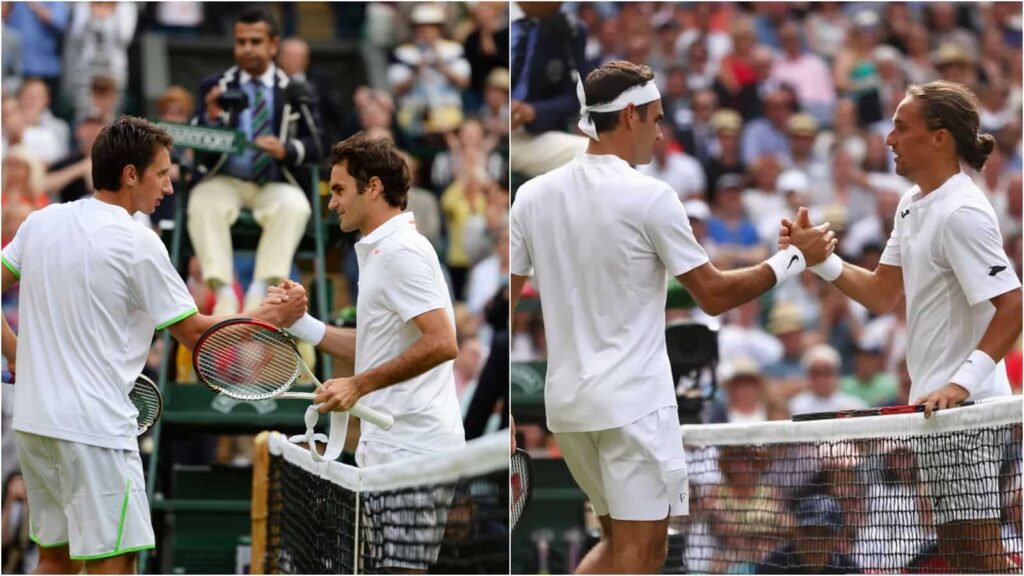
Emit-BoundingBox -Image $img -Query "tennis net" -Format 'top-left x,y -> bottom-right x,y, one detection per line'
253,431 -> 509,574
667,397 -> 1022,574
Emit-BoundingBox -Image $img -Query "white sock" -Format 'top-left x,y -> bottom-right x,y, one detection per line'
246,279 -> 267,299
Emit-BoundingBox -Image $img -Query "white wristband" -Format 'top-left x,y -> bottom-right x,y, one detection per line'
950,350 -> 996,395
287,313 -> 326,346
811,254 -> 844,282
765,245 -> 807,285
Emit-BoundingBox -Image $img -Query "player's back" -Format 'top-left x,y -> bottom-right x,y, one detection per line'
512,154 -> 707,432
9,198 -> 181,450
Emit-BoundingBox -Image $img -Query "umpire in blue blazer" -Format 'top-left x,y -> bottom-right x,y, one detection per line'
188,7 -> 322,315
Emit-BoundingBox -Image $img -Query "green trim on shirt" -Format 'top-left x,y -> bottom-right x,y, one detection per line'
155,307 -> 198,330
1,255 -> 20,279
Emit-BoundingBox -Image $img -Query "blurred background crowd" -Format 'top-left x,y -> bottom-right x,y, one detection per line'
512,0 -> 1022,448
1,3 -> 509,572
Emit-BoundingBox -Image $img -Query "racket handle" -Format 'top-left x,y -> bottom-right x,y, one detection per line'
276,392 -> 394,430
349,403 -> 394,431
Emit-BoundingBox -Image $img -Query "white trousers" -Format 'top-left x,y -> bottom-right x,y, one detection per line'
186,175 -> 312,285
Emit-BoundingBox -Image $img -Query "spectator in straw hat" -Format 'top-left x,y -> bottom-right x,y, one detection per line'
789,344 -> 866,417
703,109 -> 746,205
763,302 -> 809,382
481,67 -> 510,138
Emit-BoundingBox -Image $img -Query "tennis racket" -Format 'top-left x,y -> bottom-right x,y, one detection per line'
792,401 -> 976,421
192,318 -> 394,430
511,448 -> 534,531
130,374 -> 163,435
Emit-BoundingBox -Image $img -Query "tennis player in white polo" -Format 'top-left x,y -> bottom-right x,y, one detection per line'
780,80 -> 1022,573
0,117 -> 305,574
269,133 -> 464,571
509,60 -> 837,574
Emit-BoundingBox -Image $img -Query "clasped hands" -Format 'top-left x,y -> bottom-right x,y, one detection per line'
260,280 -> 365,413
777,206 -> 839,267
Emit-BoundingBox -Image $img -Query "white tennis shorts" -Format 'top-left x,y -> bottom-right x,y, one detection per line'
917,432 -> 1002,525
555,406 -> 689,521
15,432 -> 155,560
357,442 -> 455,571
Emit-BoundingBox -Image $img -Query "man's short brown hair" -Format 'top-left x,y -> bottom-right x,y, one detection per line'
92,116 -> 173,191
583,60 -> 656,134
330,133 -> 410,209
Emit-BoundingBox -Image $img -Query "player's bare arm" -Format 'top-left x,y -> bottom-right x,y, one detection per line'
313,308 -> 458,413
916,288 -> 1023,416
780,212 -> 905,314
167,289 -> 308,349
681,208 -> 836,316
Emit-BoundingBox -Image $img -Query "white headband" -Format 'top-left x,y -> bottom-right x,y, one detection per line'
576,74 -> 661,141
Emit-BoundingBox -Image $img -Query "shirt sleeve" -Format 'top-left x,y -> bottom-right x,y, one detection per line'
878,197 -> 906,268
0,211 -> 32,280
644,187 -> 709,277
383,246 -> 449,323
130,228 -> 198,329
942,206 -> 1021,306
509,192 -> 533,277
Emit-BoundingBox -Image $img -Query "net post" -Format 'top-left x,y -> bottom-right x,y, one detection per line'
251,431 -> 271,574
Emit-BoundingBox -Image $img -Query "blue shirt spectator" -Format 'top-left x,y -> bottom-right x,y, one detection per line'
4,2 -> 69,81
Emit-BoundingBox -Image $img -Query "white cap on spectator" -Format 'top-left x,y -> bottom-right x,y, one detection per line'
873,45 -> 902,64
777,170 -> 808,194
802,343 -> 841,370
411,3 -> 446,25
683,199 -> 711,222
853,11 -> 880,29
718,357 -> 763,386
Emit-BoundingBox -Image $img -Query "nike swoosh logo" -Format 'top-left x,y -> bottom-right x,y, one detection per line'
787,255 -> 800,270
989,265 -> 1007,276
900,209 -> 910,218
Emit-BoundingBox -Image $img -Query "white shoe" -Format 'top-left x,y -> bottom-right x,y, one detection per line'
213,295 -> 239,316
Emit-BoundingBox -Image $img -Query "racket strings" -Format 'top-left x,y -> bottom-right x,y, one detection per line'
130,377 -> 162,433
195,324 -> 300,399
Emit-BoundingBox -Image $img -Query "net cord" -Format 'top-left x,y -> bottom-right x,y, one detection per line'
268,431 -> 510,493
681,396 -> 1022,446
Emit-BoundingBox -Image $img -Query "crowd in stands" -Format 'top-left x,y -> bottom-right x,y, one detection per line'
1,3 -> 509,572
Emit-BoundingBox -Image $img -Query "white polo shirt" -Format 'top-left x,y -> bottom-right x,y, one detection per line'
353,212 -> 465,454
510,153 -> 709,433
1,198 -> 197,451
880,171 -> 1020,401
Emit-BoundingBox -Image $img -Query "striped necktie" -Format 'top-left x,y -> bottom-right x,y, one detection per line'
250,79 -> 272,184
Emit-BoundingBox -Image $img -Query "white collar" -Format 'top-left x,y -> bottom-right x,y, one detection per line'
357,211 -> 417,246
239,65 -> 276,89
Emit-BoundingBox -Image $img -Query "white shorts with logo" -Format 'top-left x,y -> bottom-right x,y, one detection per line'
555,406 -> 689,521
917,432 -> 1002,525
356,442 -> 456,571
15,431 -> 154,560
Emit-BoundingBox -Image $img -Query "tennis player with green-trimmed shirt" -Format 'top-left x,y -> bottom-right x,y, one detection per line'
0,117 -> 305,574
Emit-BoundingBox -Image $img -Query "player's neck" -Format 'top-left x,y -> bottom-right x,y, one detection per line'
94,189 -> 133,215
586,133 -> 636,166
360,206 -> 403,237
914,160 -> 961,196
